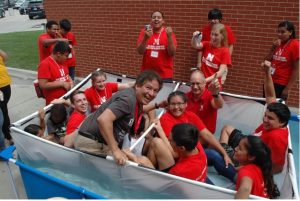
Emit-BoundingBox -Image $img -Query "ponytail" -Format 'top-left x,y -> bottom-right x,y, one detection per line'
246,136 -> 280,198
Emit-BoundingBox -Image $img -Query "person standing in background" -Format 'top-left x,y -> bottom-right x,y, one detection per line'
263,20 -> 299,101
194,8 -> 236,84
0,49 -> 12,145
38,41 -> 73,105
59,19 -> 78,81
38,20 -> 68,63
137,11 -> 177,82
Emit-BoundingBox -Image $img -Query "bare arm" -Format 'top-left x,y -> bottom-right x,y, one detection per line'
38,108 -> 46,133
117,81 -> 135,90
191,31 -> 203,50
0,49 -> 8,62
261,61 -> 276,104
137,29 -> 152,55
228,44 -> 233,56
264,39 -> 280,61
42,38 -> 68,47
200,128 -> 232,167
98,108 -> 128,165
208,79 -> 224,109
165,27 -> 176,56
205,65 -> 227,83
282,59 -> 299,98
38,79 -> 72,91
235,177 -> 253,199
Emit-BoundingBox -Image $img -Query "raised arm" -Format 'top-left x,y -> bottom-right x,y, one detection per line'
117,81 -> 135,90
166,26 -> 176,56
208,79 -> 224,109
191,31 -> 204,50
261,61 -> 276,104
281,59 -> 299,100
137,28 -> 153,55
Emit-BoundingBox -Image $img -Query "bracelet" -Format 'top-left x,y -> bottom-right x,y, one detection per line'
212,93 -> 219,98
155,103 -> 159,109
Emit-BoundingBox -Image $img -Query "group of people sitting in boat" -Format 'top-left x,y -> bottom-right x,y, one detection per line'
28,8 -> 298,199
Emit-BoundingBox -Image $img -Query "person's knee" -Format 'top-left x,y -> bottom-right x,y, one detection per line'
150,137 -> 164,149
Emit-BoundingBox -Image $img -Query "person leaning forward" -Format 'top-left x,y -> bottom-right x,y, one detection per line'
73,70 -> 163,165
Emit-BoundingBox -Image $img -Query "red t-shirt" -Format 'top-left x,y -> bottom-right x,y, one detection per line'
160,111 -> 206,138
236,164 -> 268,198
186,90 -> 217,134
201,24 -> 236,45
137,27 -> 177,79
84,82 -> 118,112
254,123 -> 288,167
37,56 -> 70,105
200,41 -> 232,88
271,39 -> 299,85
63,32 -> 78,67
66,111 -> 86,135
169,143 -> 207,182
38,33 -> 55,63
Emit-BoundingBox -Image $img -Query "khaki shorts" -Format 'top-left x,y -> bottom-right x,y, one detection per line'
74,134 -> 111,155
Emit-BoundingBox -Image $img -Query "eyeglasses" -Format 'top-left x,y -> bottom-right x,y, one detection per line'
169,102 -> 185,107
190,82 -> 205,86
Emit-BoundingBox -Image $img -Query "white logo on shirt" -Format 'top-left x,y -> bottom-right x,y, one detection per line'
206,53 -> 215,62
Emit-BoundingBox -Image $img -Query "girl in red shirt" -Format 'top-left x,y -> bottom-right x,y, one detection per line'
191,23 -> 232,89
264,20 -> 299,101
234,135 -> 279,199
84,70 -> 134,112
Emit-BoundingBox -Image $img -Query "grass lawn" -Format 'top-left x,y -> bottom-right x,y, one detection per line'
0,30 -> 43,71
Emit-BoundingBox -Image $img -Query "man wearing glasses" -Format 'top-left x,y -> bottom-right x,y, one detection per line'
186,70 -> 224,134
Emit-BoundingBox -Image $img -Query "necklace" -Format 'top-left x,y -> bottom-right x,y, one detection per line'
50,56 -> 66,77
276,39 -> 291,56
94,86 -> 108,104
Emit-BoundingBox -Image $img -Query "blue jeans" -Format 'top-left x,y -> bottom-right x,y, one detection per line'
0,108 -> 5,151
68,66 -> 75,81
205,148 -> 237,183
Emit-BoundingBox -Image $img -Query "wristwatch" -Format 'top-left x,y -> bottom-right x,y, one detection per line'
212,92 -> 219,98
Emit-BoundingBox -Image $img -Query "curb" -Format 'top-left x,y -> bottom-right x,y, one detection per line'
7,67 -> 37,80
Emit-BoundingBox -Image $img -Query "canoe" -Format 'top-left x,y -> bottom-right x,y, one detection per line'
5,70 -> 299,199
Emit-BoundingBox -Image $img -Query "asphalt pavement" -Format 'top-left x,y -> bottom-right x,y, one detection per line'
0,10 -> 46,199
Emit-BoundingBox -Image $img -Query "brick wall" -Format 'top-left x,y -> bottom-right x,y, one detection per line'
44,0 -> 299,107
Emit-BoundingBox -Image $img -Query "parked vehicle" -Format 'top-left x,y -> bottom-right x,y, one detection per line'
27,0 -> 45,19
0,1 -> 5,17
14,0 -> 25,9
18,0 -> 28,14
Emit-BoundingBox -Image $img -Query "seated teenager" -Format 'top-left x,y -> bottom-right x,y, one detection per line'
159,91 -> 232,167
124,123 -> 207,182
208,62 -> 291,183
24,108 -> 46,137
234,136 -> 280,199
84,70 -> 135,112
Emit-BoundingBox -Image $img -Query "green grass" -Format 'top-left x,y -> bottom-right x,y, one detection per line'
0,30 -> 43,71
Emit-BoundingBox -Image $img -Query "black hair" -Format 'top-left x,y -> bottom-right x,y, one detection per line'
91,70 -> 107,82
135,70 -> 163,90
167,91 -> 187,104
151,11 -> 164,19
46,20 -> 58,29
24,124 -> 42,136
267,102 -> 291,127
208,8 -> 222,21
278,20 -> 296,39
49,104 -> 67,124
53,41 -> 71,54
130,116 -> 146,135
59,19 -> 72,32
70,90 -> 85,104
245,136 -> 280,199
171,123 -> 199,151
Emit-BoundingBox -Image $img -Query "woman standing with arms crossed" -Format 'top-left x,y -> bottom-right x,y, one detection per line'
191,23 -> 231,89
0,49 -> 12,145
264,21 -> 299,101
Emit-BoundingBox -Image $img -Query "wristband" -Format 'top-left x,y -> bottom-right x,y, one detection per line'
212,93 -> 219,98
155,103 -> 159,109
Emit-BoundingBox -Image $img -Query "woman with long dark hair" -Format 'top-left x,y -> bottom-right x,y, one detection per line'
234,135 -> 280,199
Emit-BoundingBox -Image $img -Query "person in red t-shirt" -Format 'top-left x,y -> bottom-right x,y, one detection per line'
159,91 -> 232,167
210,64 -> 291,183
38,20 -> 69,63
186,70 -> 223,134
137,11 -> 177,81
84,70 -> 135,112
234,136 -> 279,199
38,41 -> 73,105
263,20 -> 299,101
192,8 -> 236,84
59,19 -> 78,81
191,23 -> 231,88
64,90 -> 88,147
124,123 -> 208,182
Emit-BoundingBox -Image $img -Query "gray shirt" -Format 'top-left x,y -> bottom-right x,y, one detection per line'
78,88 -> 137,147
